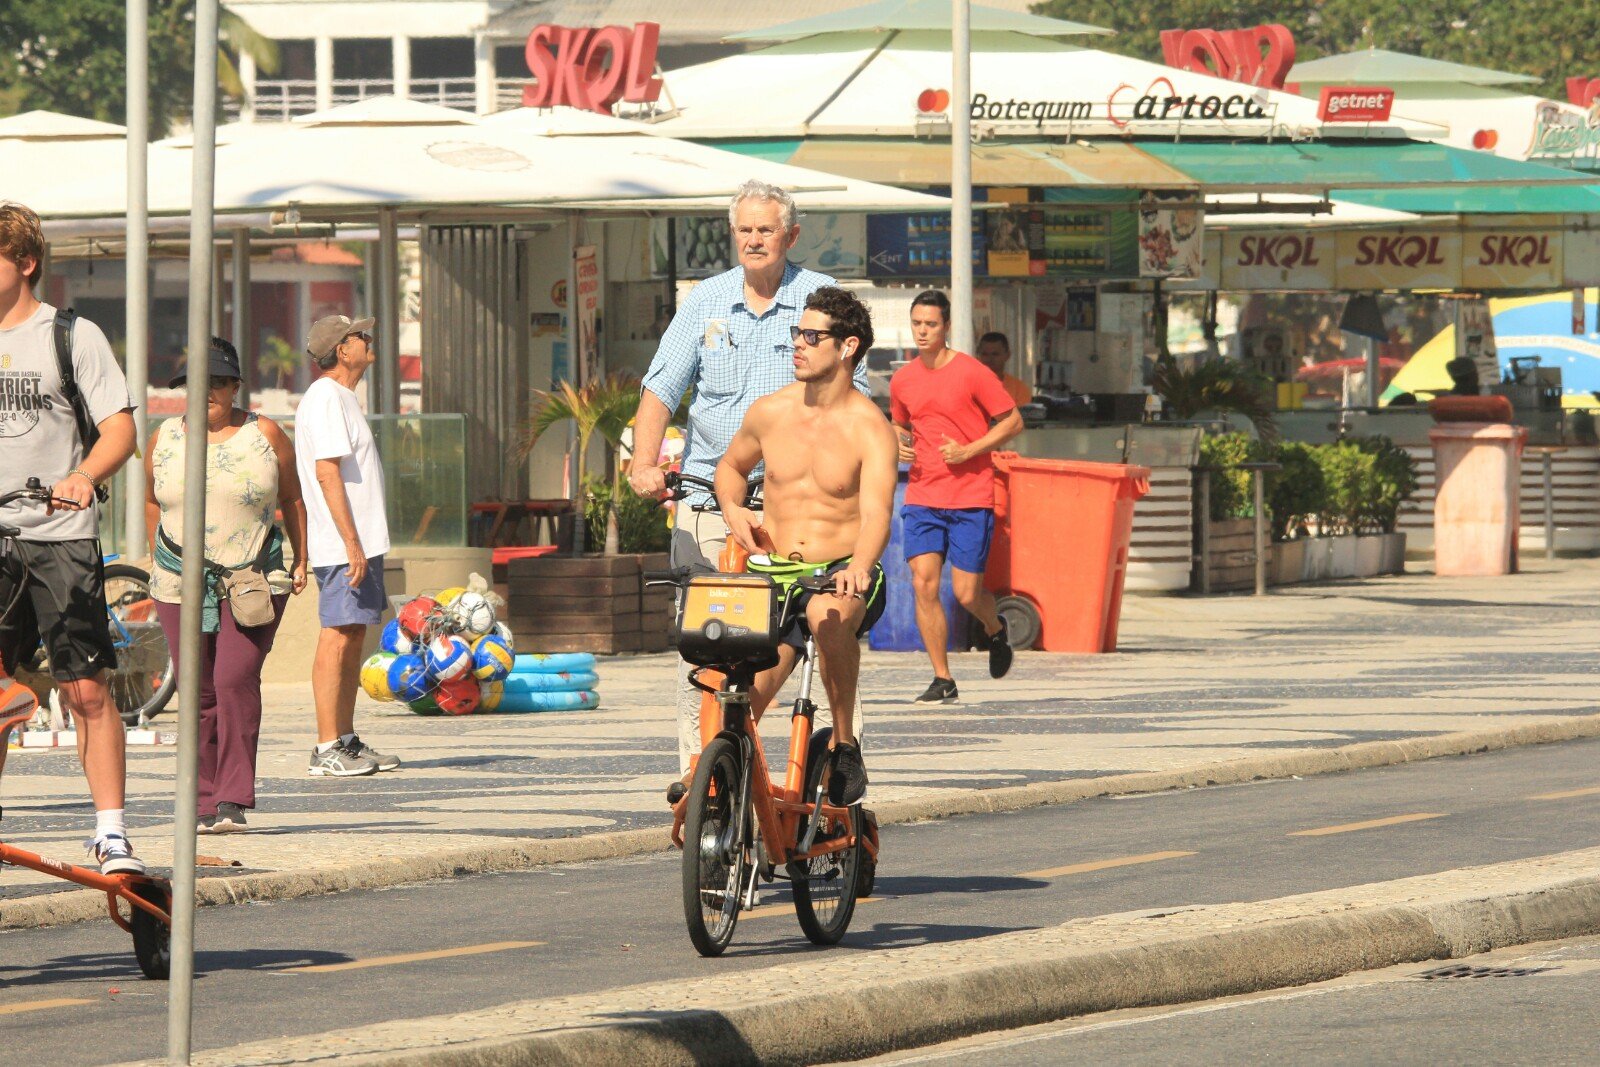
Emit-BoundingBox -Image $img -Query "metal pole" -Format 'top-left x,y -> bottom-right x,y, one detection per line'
566,214 -> 584,555
949,0 -> 973,354
232,230 -> 251,410
1364,334 -> 1381,409
170,0 -> 218,1060
124,0 -> 150,558
1196,469 -> 1211,595
1253,469 -> 1267,596
1543,451 -> 1556,561
377,207 -> 401,415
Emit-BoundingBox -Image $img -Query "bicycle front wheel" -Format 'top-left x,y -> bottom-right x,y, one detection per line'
104,563 -> 175,727
790,728 -> 863,946
682,735 -> 749,957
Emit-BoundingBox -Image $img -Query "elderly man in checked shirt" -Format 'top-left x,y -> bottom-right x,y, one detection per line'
629,180 -> 870,801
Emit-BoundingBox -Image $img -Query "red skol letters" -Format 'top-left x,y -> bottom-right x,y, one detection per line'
1354,235 -> 1447,268
523,22 -> 663,114
1476,235 -> 1554,268
1237,235 -> 1322,269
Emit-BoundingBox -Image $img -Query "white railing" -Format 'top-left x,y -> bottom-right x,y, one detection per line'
407,77 -> 478,111
247,78 -> 475,122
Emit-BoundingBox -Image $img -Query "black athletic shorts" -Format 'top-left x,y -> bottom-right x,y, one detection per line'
0,538 -> 117,682
747,556 -> 888,651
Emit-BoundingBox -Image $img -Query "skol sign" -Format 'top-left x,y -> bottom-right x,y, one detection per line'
1159,24 -> 1296,90
523,22 -> 663,114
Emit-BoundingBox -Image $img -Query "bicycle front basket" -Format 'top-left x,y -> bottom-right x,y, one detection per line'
674,573 -> 782,670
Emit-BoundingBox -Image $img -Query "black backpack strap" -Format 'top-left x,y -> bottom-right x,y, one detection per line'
51,307 -> 109,503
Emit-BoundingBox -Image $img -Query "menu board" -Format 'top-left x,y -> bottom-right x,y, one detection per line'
865,213 -> 986,278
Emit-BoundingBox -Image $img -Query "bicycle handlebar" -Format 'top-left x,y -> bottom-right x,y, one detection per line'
643,566 -> 856,597
662,471 -> 764,512
0,478 -> 74,512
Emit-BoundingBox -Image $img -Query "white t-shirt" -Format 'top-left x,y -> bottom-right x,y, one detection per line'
294,375 -> 390,568
0,303 -> 133,541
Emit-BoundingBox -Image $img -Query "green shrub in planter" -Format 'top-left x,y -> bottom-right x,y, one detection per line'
1199,432 -> 1263,521
1266,440 -> 1326,541
581,476 -> 672,554
1349,435 -> 1420,534
1314,441 -> 1374,536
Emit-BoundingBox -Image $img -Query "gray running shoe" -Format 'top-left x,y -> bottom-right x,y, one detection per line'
308,743 -> 379,777
914,677 -> 959,704
89,833 -> 147,876
212,802 -> 248,832
345,735 -> 401,771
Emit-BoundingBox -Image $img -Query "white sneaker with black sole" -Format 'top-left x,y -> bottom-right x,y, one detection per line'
308,743 -> 379,777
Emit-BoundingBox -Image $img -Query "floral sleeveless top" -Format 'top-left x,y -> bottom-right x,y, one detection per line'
150,413 -> 291,603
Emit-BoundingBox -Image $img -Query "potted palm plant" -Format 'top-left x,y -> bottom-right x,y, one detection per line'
520,374 -> 640,555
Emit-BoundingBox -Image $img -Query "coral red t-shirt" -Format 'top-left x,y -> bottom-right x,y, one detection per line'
890,351 -> 1018,510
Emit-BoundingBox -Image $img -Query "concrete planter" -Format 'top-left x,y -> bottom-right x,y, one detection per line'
1326,535 -> 1360,579
1379,531 -> 1407,574
1354,534 -> 1386,578
1301,536 -> 1333,583
1270,539 -> 1306,586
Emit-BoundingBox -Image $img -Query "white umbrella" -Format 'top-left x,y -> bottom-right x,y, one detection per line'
0,110 -> 128,213
32,96 -> 950,223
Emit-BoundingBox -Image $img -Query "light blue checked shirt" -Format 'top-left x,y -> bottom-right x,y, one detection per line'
641,262 -> 869,502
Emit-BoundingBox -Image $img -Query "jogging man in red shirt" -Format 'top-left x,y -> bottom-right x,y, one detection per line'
889,290 -> 1023,704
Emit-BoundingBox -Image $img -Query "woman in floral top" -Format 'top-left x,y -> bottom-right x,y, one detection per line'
145,338 -> 308,833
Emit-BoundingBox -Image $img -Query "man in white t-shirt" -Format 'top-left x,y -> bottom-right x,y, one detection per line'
294,315 -> 399,778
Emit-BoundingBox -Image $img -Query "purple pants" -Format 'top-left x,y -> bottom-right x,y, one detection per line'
155,595 -> 288,816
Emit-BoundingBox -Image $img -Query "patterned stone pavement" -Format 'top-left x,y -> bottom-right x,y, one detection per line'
3,560 -> 1597,903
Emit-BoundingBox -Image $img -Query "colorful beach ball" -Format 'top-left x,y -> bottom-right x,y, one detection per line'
387,654 -> 432,702
479,680 -> 505,711
471,633 -> 514,682
435,586 -> 465,607
425,634 -> 473,681
397,596 -> 439,639
379,619 -> 413,656
360,653 -> 397,702
434,673 -> 482,715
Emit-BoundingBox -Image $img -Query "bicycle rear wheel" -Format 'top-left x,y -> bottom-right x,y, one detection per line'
682,735 -> 749,957
790,728 -> 863,946
128,881 -> 171,980
104,564 -> 175,727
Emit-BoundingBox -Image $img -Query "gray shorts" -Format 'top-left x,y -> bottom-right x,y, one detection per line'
313,555 -> 386,628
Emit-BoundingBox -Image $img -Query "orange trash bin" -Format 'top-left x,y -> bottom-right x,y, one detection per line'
1429,422 -> 1528,577
985,453 -> 1150,653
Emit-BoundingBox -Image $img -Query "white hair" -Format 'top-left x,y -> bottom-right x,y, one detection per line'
728,179 -> 797,230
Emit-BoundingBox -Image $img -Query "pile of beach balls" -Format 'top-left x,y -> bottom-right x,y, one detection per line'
359,586 -> 515,715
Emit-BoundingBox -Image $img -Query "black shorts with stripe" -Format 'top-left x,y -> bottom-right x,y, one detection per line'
0,538 -> 117,682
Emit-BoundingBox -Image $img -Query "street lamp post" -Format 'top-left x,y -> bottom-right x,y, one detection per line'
124,0 -> 149,558
170,0 -> 220,1060
950,0 -> 973,353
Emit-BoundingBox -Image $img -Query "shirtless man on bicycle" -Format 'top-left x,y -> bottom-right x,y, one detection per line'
714,287 -> 897,805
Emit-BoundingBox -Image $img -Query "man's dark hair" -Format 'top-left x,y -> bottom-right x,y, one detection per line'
805,286 -> 874,364
978,331 -> 1009,351
911,289 -> 951,323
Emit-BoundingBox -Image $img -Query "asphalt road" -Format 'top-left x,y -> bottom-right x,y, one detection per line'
855,935 -> 1600,1066
6,737 -> 1600,1064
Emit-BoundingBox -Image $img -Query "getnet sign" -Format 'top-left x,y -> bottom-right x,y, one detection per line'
522,22 -> 663,114
1317,87 -> 1395,123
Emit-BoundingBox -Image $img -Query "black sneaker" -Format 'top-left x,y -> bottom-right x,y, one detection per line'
196,814 -> 217,835
988,617 -> 1014,679
212,802 -> 248,833
829,743 -> 868,806
914,677 -> 959,704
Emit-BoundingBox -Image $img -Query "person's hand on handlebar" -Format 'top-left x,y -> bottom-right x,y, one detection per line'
831,561 -> 874,600
627,459 -> 669,503
46,470 -> 95,515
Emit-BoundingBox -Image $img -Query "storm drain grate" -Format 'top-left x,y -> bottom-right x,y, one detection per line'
1416,964 -> 1550,980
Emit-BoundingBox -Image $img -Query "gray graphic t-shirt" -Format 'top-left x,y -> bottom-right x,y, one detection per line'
0,303 -> 132,541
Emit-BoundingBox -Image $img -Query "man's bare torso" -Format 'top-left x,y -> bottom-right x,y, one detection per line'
752,384 -> 883,562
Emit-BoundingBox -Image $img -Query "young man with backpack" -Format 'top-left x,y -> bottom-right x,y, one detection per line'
0,202 -> 143,874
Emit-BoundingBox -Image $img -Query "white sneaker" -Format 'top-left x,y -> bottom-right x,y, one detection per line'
89,833 -> 147,877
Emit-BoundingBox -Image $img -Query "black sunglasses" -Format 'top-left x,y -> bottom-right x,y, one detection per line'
789,326 -> 836,346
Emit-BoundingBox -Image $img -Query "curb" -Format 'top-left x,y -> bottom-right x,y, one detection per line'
9,712 -> 1600,932
136,849 -> 1600,1067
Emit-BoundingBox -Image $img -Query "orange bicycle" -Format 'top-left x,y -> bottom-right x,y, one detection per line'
648,474 -> 879,957
0,479 -> 172,979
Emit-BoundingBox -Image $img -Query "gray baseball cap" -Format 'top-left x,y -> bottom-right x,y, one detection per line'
306,314 -> 376,361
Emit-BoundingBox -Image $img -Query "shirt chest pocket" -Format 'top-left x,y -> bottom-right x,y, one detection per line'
699,341 -> 741,397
